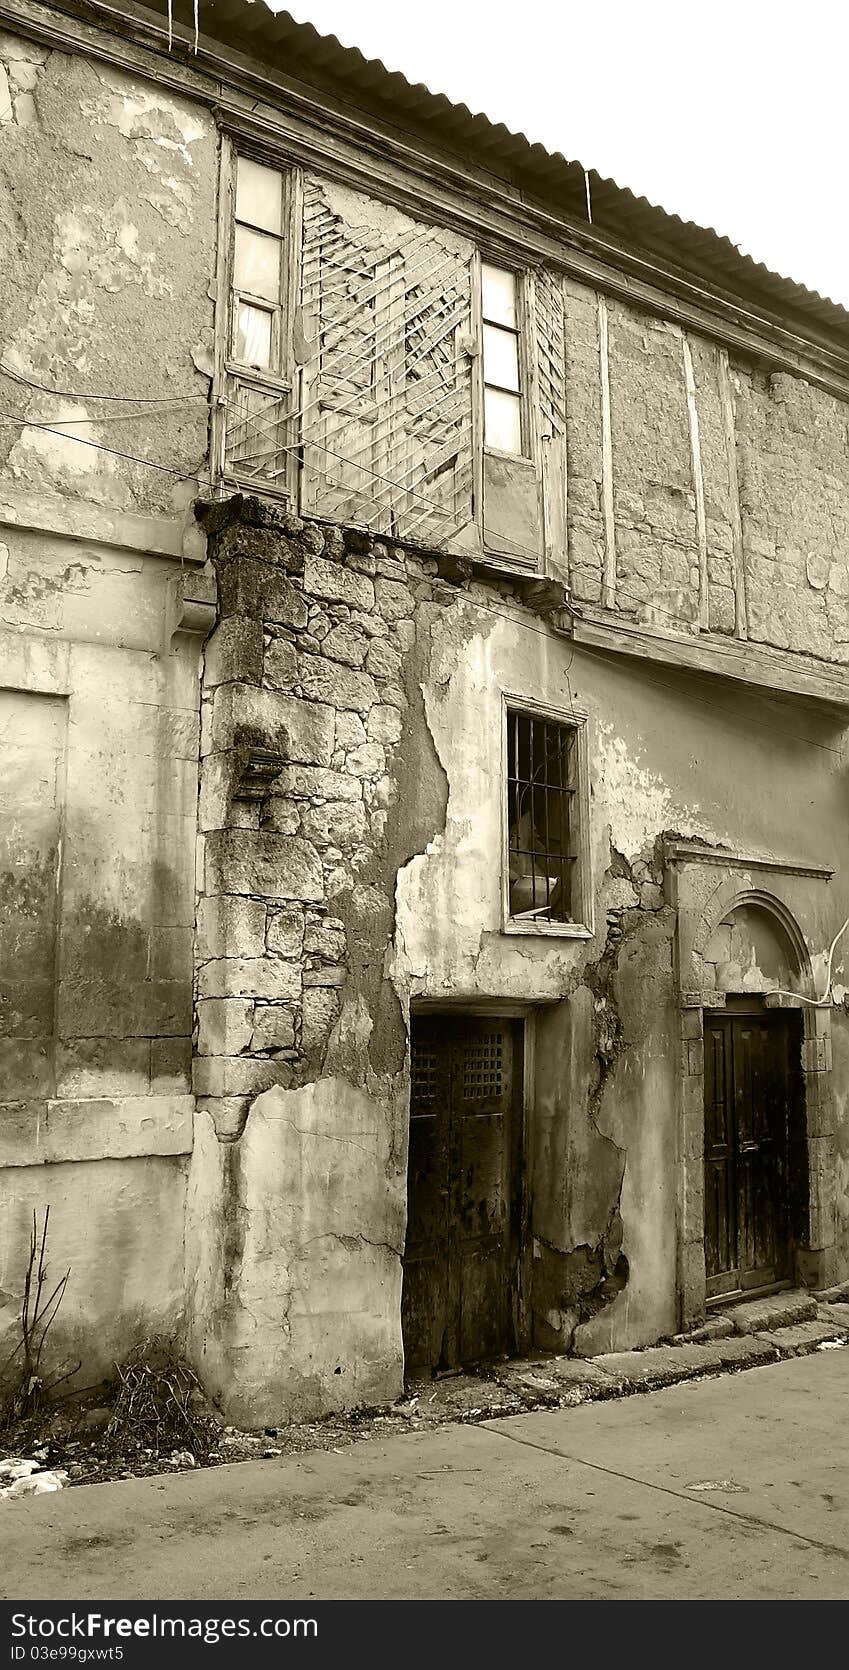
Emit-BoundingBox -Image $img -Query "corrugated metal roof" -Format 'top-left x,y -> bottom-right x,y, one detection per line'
98,0 -> 849,346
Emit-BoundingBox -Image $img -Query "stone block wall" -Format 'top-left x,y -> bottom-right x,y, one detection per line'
186,495 -> 458,1423
193,501 -> 437,1139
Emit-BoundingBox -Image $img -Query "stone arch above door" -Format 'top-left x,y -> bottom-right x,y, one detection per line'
665,841 -> 837,1327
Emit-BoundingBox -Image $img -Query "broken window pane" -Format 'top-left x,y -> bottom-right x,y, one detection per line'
234,301 -> 273,369
483,323 -> 520,393
506,709 -> 578,924
482,262 -> 517,329
235,156 -> 283,235
485,386 -> 522,453
234,225 -> 281,304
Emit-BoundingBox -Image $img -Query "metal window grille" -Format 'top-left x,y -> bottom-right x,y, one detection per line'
507,709 -> 578,923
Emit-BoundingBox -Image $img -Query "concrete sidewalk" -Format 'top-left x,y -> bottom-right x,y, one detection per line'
2,1347 -> 848,1601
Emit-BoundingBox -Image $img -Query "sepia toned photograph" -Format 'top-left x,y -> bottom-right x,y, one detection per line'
0,0 -> 847,1632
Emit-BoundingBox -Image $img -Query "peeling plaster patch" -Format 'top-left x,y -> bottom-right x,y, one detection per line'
393,607 -> 502,994
8,62 -> 39,93
56,204 -> 169,300
0,65 -> 12,124
13,91 -> 37,128
147,185 -> 193,232
82,84 -> 207,164
594,719 -> 720,858
595,723 -> 673,856
191,344 -> 215,380
0,33 -> 48,64
11,403 -> 101,476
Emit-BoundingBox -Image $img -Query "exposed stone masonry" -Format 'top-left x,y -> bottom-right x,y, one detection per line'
194,497 -> 462,1141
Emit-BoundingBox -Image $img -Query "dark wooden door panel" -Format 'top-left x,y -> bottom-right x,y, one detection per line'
402,1016 -> 522,1373
401,1023 -> 451,1369
704,1011 -> 792,1298
704,1018 -> 735,1288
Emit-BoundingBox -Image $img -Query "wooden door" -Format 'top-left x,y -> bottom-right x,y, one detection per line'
401,1016 -> 523,1372
704,1011 -> 795,1299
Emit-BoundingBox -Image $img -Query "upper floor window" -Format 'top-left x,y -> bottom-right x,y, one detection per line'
481,263 -> 526,457
232,156 -> 287,374
504,701 -> 592,936
215,153 -> 567,553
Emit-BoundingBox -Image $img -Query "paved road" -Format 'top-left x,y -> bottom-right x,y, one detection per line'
2,1350 -> 848,1601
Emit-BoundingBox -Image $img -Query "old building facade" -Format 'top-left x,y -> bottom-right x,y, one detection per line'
2,0 -> 849,1424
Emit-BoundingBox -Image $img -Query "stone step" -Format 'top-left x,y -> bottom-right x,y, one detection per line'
720,1288 -> 818,1336
754,1317 -> 849,1357
817,1302 -> 849,1331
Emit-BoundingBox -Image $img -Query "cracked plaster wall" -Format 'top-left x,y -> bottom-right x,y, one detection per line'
186,498 -> 451,1423
0,31 -> 215,520
0,591 -> 201,1387
184,499 -> 849,1419
0,26 -> 216,1391
395,612 -> 849,1353
561,275 -> 849,660
185,497 -> 849,1420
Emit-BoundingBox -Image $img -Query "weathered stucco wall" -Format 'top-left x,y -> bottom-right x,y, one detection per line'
399,627 -> 849,1350
188,498 -> 849,1424
0,28 -> 215,519
187,498 -> 454,1423
560,273 -> 849,663
0,556 -> 205,1384
2,7 -> 848,1420
0,21 -> 217,1392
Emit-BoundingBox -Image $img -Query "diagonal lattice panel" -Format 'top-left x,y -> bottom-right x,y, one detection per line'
298,177 -> 475,545
534,268 -> 567,441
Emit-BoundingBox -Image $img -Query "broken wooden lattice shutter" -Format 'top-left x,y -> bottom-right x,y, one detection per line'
297,177 -> 476,549
533,267 -> 568,580
221,154 -> 301,502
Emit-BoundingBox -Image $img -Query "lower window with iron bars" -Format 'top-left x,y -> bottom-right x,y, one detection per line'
504,700 -> 593,937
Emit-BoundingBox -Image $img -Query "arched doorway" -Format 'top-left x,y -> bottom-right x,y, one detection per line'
701,900 -> 809,1301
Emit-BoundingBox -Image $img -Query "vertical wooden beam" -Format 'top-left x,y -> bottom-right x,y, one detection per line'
371,250 -> 406,531
718,346 -> 748,640
523,271 -> 545,575
470,249 -> 485,547
282,167 -> 303,504
598,295 -> 616,609
211,134 -> 235,491
682,335 -> 709,630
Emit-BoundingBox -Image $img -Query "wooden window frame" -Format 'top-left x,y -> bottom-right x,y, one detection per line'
212,136 -> 303,503
472,254 -> 547,577
500,692 -> 594,939
479,261 -> 529,461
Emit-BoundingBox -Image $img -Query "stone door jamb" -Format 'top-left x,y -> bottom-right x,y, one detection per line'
665,842 -> 837,1329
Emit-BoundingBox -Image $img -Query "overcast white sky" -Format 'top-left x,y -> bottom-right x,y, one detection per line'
280,0 -> 849,309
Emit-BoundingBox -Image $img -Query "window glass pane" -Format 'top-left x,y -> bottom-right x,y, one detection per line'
234,301 -> 273,369
234,225 -> 281,304
482,262 -> 517,328
506,710 -> 577,924
485,387 -> 522,453
483,323 -> 520,392
236,157 -> 283,235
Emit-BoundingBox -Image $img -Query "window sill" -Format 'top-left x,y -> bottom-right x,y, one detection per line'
503,919 -> 594,940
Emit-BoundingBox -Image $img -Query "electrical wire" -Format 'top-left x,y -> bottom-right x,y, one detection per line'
0,396 -> 839,677
0,412 -> 213,486
0,385 -> 771,631
0,363 -> 208,405
437,591 -> 846,757
0,402 -> 208,426
0,372 -> 844,760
